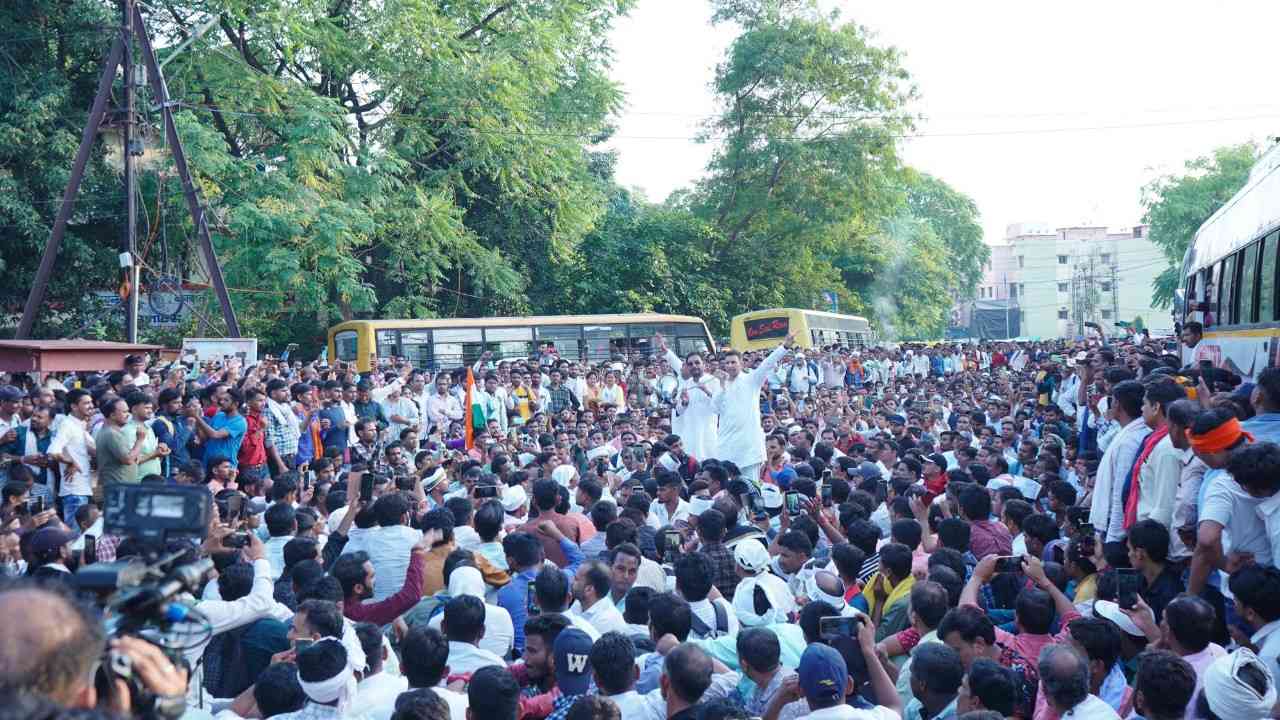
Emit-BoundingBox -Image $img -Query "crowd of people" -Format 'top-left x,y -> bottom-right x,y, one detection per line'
2,319 -> 1280,720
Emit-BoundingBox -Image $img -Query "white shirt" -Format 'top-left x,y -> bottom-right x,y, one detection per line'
1257,492 -> 1280,579
1135,434 -> 1182,529
428,602 -> 515,659
1060,694 -> 1121,719
340,525 -> 423,602
263,534 -> 294,580
454,525 -> 482,551
649,498 -> 691,529
605,689 -> 666,720
355,672 -> 407,711
445,640 -> 506,675
370,684 -> 467,720
688,597 -> 739,640
1202,471 -> 1273,597
715,344 -> 790,469
797,704 -> 898,720
665,349 -> 721,461
380,395 -> 419,440
48,415 -> 95,497
573,595 -> 629,636
1090,419 -> 1152,542
1252,619 -> 1280,677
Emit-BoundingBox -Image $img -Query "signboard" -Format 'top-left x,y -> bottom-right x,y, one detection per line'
745,316 -> 790,341
91,288 -> 196,329
181,338 -> 259,366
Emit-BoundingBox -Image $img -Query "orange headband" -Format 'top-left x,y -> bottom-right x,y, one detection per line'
1187,417 -> 1253,454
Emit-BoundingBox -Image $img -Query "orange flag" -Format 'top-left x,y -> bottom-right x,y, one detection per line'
464,367 -> 477,450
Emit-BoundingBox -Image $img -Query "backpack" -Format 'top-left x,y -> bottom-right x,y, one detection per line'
689,600 -> 729,639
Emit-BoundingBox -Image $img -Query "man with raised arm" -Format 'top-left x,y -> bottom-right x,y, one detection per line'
656,332 -> 721,462
714,331 -> 797,484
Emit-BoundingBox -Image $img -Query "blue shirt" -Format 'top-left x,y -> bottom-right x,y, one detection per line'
318,405 -> 349,454
496,537 -> 585,653
1244,412 -> 1280,444
204,412 -> 248,468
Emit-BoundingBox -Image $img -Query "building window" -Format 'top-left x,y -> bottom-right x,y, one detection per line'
1009,284 -> 1018,298
1101,281 -> 1112,292
1018,256 -> 1024,269
1133,227 -> 1144,238
1101,253 -> 1111,264
1101,309 -> 1112,319
1057,282 -> 1068,292
1057,309 -> 1069,319
1057,255 -> 1068,265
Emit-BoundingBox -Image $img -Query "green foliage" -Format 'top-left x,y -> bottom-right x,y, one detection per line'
903,169 -> 987,298
0,0 -> 631,351
1141,143 -> 1258,308
0,0 -> 986,348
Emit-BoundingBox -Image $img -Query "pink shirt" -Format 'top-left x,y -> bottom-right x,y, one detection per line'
969,519 -> 1013,559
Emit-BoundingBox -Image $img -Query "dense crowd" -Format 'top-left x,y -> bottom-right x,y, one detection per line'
2,320 -> 1280,720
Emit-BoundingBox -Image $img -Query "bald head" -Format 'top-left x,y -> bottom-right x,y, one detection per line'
0,587 -> 104,705
1038,644 -> 1089,713
813,571 -> 844,599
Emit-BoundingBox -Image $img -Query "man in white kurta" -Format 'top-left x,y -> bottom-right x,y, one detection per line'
659,336 -> 720,462
714,332 -> 795,483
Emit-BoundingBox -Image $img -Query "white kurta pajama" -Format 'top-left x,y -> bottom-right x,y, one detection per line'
714,343 -> 790,481
665,349 -> 721,461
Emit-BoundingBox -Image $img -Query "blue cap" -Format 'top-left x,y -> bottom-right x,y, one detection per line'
798,644 -> 847,703
553,628 -> 594,696
888,414 -> 906,425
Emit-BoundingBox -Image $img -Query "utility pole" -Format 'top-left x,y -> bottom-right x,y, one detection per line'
14,3 -> 242,340
121,0 -> 140,343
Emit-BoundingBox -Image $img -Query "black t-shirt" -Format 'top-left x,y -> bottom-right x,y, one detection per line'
1141,564 -> 1185,622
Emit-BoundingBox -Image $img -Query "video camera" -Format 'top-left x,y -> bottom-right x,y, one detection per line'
78,484 -> 216,720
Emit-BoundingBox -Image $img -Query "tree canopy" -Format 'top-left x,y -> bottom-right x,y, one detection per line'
1,0 -> 988,347
1141,142 -> 1259,308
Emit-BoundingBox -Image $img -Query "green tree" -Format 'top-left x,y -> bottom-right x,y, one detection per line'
1141,143 -> 1258,308
903,169 -> 987,298
688,0 -> 916,323
1,0 -> 633,350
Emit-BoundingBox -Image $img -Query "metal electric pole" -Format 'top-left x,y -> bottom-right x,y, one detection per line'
121,0 -> 140,343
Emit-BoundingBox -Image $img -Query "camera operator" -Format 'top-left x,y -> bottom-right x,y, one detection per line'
0,583 -> 188,716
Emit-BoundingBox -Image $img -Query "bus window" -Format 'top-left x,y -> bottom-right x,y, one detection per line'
400,330 -> 432,368
537,326 -> 583,361
1220,255 -> 1236,324
1241,243 -> 1259,324
677,336 -> 709,357
376,330 -> 398,362
433,328 -> 483,366
1263,233 -> 1278,322
484,327 -> 534,360
334,331 -> 359,362
584,325 -> 627,362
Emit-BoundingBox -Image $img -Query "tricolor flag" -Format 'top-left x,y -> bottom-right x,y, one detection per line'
464,367 -> 485,450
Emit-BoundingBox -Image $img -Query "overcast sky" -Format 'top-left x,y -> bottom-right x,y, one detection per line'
603,1 -> 1280,246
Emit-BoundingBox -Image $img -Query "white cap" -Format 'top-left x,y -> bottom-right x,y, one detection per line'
734,538 -> 771,574
1093,600 -> 1143,637
422,467 -> 447,493
502,485 -> 528,513
760,484 -> 784,510
733,574 -> 793,627
1204,648 -> 1277,718
552,464 -> 577,487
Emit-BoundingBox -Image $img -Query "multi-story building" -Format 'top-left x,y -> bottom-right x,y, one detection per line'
968,222 -> 1172,339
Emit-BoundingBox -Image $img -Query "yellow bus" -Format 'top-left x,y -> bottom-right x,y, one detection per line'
729,308 -> 873,352
328,313 -> 716,372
